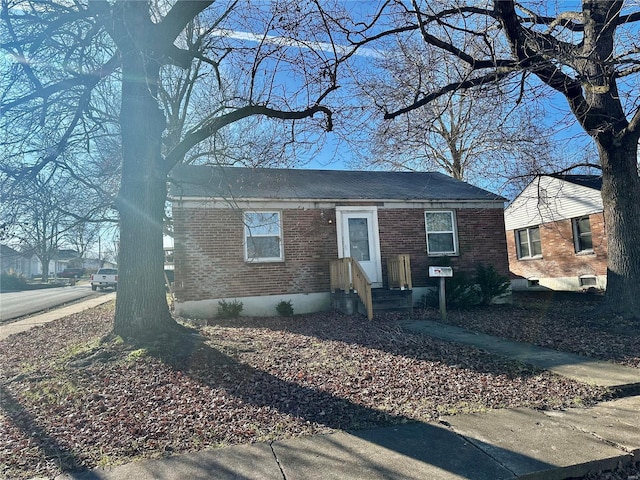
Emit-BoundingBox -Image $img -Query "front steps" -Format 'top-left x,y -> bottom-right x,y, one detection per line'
331,288 -> 413,318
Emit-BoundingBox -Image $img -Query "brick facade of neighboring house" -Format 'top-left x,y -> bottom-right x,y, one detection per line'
170,165 -> 508,317
504,175 -> 607,291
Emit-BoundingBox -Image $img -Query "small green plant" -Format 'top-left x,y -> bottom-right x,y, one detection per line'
475,264 -> 510,305
276,300 -> 294,317
217,299 -> 243,319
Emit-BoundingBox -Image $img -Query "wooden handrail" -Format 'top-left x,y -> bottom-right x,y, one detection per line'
329,257 -> 373,320
351,258 -> 373,321
387,254 -> 412,290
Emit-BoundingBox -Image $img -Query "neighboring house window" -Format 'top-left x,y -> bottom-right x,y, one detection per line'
425,211 -> 458,255
573,216 -> 593,253
244,211 -> 283,262
579,275 -> 597,287
516,226 -> 542,259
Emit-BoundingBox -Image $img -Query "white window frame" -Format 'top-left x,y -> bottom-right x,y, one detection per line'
572,216 -> 593,253
243,210 -> 284,263
515,226 -> 542,260
424,210 -> 459,256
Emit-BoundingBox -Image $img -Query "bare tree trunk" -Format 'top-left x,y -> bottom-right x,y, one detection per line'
112,3 -> 178,340
598,134 -> 640,319
39,255 -> 50,282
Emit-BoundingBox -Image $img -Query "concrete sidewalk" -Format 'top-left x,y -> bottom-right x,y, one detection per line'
57,395 -> 640,480
0,292 -> 116,341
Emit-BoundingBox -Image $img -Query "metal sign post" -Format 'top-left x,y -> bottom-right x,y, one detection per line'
429,266 -> 453,321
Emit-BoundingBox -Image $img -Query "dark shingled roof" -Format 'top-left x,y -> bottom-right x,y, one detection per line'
548,174 -> 602,191
169,165 -> 505,202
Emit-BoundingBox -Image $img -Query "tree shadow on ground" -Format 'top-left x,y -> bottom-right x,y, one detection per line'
0,384 -> 85,473
205,311 -> 552,381
135,331 -> 553,480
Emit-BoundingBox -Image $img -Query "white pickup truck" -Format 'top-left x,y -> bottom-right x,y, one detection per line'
90,268 -> 118,291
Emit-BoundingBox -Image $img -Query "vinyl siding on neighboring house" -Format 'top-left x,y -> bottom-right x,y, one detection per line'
504,176 -> 603,231
505,175 -> 607,291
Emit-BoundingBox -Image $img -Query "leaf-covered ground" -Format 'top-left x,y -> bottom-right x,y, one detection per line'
429,291 -> 640,368
0,294 -> 637,479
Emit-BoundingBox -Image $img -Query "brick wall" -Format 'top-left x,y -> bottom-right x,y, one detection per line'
378,208 -> 509,288
506,212 -> 607,281
173,205 -> 509,302
173,206 -> 338,302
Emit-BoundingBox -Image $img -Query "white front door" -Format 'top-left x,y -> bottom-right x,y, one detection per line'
337,208 -> 382,287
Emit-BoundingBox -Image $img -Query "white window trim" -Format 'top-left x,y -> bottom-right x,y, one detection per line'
424,210 -> 459,256
243,210 -> 284,263
515,226 -> 542,260
572,216 -> 594,254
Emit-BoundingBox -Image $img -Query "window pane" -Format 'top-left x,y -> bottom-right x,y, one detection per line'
529,226 -> 540,243
577,217 -> 591,235
576,217 -> 592,251
580,235 -> 593,250
245,212 -> 280,235
428,233 -> 454,253
426,212 -> 453,231
517,230 -> 530,258
348,218 -> 371,261
529,227 -> 542,256
247,236 -> 280,259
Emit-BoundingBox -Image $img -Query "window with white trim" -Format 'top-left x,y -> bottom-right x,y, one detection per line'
244,211 -> 283,262
516,226 -> 542,259
572,216 -> 593,253
425,211 -> 458,255
579,275 -> 597,287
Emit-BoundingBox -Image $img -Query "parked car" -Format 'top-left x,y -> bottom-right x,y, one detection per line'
59,268 -> 85,279
90,268 -> 118,291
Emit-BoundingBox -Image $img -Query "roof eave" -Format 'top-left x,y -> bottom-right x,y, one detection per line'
169,195 -> 505,204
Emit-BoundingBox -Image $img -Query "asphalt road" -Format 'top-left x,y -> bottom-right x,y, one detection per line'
0,284 -> 105,322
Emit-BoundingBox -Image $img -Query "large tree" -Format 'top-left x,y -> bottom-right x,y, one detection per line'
348,0 -> 640,318
353,36 -> 559,193
1,0 -> 342,339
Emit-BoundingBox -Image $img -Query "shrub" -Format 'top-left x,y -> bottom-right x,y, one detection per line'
276,300 -> 294,317
424,271 -> 481,309
216,299 -> 243,319
475,264 -> 510,305
0,271 -> 28,291
443,272 -> 481,308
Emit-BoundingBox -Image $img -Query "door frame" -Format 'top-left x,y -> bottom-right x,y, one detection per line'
335,206 -> 383,287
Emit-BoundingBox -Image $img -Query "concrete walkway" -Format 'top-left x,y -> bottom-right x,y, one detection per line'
401,319 -> 640,390
3,302 -> 639,479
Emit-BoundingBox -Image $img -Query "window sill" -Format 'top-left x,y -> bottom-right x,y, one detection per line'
575,250 -> 595,256
245,259 -> 285,264
427,252 -> 459,257
517,255 -> 543,261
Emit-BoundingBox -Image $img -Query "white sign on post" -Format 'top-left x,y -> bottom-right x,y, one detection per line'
428,266 -> 453,320
429,266 -> 453,277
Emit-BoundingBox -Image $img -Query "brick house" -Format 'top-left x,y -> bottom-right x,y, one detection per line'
504,174 -> 606,291
169,165 -> 508,318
